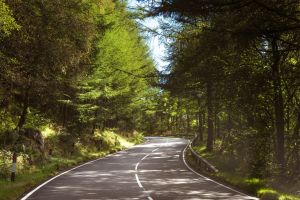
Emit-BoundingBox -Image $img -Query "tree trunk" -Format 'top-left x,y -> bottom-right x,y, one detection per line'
227,105 -> 233,131
206,80 -> 214,152
271,37 -> 285,171
17,89 -> 29,129
214,111 -> 217,139
292,105 -> 300,173
91,109 -> 98,135
186,110 -> 191,133
168,115 -> 171,131
216,115 -> 220,139
197,98 -> 203,142
62,104 -> 67,128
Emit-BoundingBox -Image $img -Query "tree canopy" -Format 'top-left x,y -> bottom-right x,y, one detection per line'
139,0 -> 300,189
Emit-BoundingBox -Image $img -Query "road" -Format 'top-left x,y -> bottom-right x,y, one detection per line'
21,137 -> 258,200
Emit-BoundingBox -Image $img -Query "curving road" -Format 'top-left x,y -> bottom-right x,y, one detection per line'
21,137 -> 258,200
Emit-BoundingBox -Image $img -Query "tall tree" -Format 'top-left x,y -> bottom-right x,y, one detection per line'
143,0 -> 300,171
0,0 -> 98,129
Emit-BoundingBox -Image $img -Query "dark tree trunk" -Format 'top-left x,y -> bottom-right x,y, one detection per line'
168,115 -> 171,131
17,89 -> 29,129
176,115 -> 179,132
172,116 -> 175,131
214,111 -> 217,139
91,109 -> 98,135
293,105 -> 300,172
62,104 -> 67,128
206,80 -> 214,152
227,106 -> 233,131
271,37 -> 285,171
197,98 -> 203,142
216,115 -> 220,139
186,110 -> 191,133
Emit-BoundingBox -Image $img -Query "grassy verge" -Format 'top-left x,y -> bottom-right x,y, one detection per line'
0,130 -> 143,200
188,145 -> 300,200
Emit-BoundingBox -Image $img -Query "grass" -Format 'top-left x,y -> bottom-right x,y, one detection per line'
0,156 -> 87,200
0,129 -> 143,200
191,144 -> 300,200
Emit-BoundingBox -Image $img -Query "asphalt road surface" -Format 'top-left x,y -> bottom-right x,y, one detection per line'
21,137 -> 258,200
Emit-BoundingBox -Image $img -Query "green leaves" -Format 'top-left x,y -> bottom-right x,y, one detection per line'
0,0 -> 20,38
0,0 -> 156,138
71,1 -> 156,132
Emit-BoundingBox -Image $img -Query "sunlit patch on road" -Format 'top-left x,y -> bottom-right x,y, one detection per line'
22,137 -> 257,200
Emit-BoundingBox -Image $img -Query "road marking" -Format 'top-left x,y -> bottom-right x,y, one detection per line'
135,161 -> 140,171
182,142 -> 258,199
134,148 -> 159,200
20,146 -> 137,200
135,174 -> 143,188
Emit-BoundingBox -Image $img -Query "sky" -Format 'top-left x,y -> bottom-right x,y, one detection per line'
127,0 -> 169,72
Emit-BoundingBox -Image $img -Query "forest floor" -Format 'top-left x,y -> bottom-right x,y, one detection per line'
0,129 -> 143,200
191,144 -> 300,200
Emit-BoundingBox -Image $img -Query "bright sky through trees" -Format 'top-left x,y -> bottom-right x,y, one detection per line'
128,0 -> 169,71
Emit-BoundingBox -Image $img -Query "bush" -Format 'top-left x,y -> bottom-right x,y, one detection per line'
242,178 -> 265,194
258,189 -> 280,200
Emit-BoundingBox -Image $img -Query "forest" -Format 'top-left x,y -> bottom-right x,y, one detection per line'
138,0 -> 300,199
0,0 -> 159,199
0,0 -> 300,200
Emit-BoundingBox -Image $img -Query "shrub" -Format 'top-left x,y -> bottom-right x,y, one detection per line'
258,189 -> 280,200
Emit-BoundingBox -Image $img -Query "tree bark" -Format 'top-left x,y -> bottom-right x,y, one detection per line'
271,37 -> 285,171
186,109 -> 191,133
17,89 -> 29,129
227,105 -> 233,131
293,105 -> 300,172
62,104 -> 67,128
197,98 -> 203,142
91,109 -> 98,135
216,115 -> 220,139
206,80 -> 214,152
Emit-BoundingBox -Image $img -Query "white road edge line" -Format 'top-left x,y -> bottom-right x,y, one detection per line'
182,142 -> 259,200
135,148 -> 159,200
20,146 -> 138,200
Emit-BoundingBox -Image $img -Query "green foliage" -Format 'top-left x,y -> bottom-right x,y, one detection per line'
193,143 -> 300,200
137,0 -> 300,197
73,1 -> 157,132
0,0 -> 20,37
0,2 -> 155,199
0,0 -> 157,135
0,126 -> 142,200
258,189 -> 280,200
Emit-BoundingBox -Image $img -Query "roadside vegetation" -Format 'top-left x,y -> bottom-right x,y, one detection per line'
1,0 -> 300,200
0,127 -> 143,200
0,1 -> 155,199
191,143 -> 300,200
137,1 -> 300,199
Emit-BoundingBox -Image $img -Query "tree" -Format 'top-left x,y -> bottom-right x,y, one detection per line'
0,0 -> 19,38
143,0 -> 300,172
0,0 -> 98,129
73,1 -> 157,133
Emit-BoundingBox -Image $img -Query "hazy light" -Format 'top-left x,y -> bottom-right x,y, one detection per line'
127,0 -> 169,72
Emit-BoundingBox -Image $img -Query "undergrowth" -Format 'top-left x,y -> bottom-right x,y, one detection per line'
0,127 -> 143,200
191,144 -> 300,200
